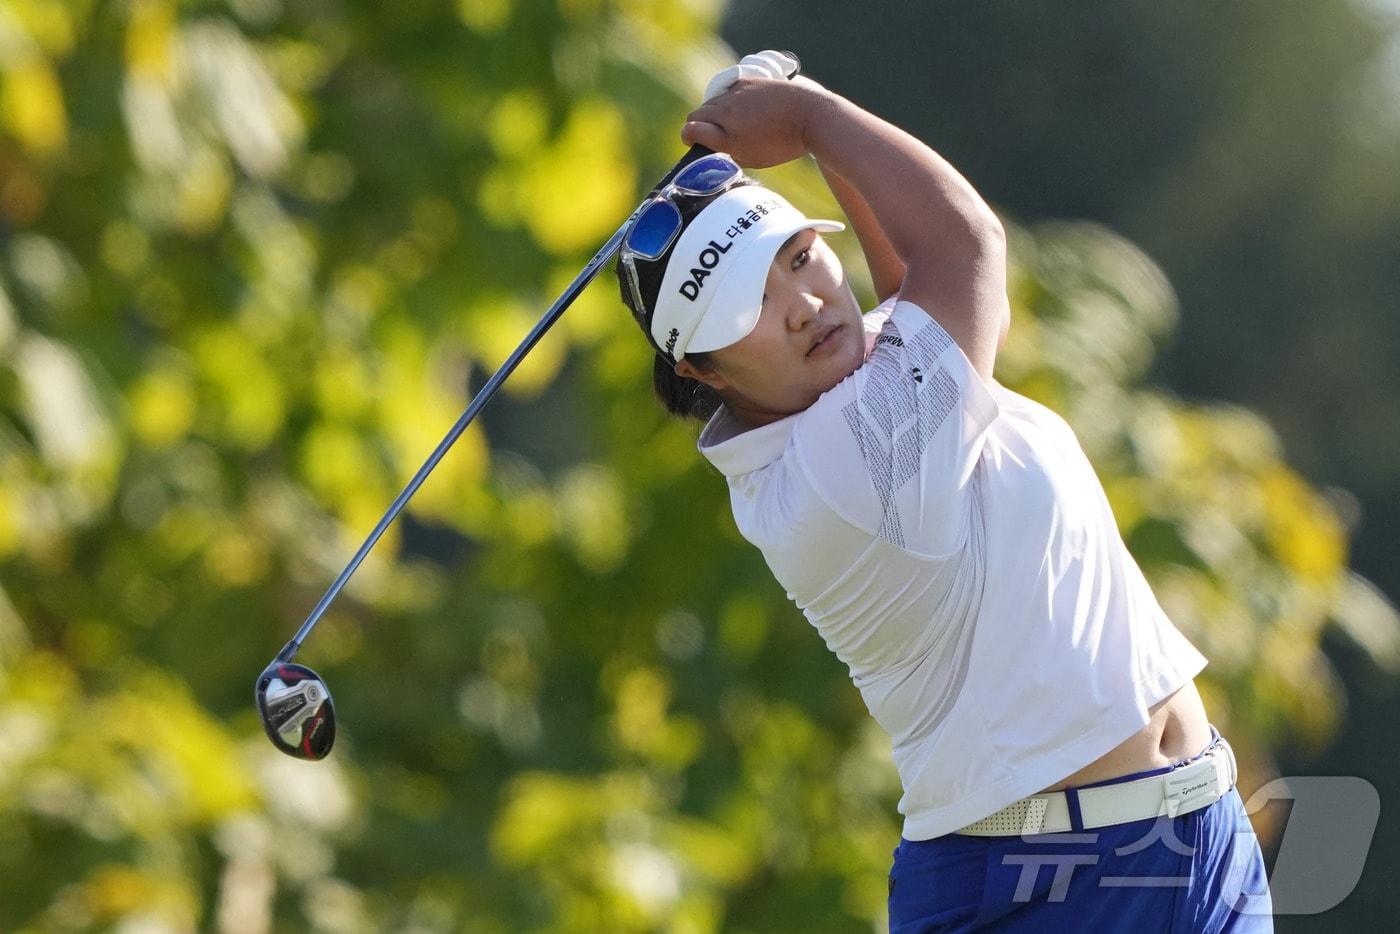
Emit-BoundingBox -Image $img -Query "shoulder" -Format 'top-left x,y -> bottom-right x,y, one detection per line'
862,295 -> 899,338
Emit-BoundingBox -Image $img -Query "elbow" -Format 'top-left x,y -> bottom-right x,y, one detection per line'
983,212 -> 1011,350
968,208 -> 1010,354
969,205 -> 1006,255
936,202 -> 1004,265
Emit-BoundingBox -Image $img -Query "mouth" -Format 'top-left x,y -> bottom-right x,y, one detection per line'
807,323 -> 841,357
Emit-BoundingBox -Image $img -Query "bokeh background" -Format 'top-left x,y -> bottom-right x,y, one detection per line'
1,0 -> 1397,930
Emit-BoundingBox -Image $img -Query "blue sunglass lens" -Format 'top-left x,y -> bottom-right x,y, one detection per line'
674,155 -> 740,194
625,200 -> 683,259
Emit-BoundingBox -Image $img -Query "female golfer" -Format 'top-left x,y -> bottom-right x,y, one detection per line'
616,52 -> 1272,932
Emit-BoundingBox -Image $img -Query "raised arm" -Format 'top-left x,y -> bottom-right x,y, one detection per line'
683,77 -> 1009,380
816,159 -> 906,305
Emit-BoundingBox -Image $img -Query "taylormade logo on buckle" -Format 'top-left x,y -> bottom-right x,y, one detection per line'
676,198 -> 780,302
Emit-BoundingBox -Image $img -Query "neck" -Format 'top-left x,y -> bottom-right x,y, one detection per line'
724,397 -> 792,430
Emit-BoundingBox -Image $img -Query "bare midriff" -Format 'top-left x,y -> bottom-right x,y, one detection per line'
1035,680 -> 1215,793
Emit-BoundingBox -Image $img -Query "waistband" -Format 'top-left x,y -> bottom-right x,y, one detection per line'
956,728 -> 1237,837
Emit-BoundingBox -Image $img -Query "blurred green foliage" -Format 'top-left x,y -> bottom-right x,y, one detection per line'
1,0 -> 1396,931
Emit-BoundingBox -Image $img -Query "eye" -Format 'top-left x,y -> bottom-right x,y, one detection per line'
791,248 -> 811,271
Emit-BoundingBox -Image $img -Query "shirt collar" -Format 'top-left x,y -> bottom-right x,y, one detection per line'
697,405 -> 799,477
694,301 -> 894,478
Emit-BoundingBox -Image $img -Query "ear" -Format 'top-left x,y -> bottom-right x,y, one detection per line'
675,357 -> 728,392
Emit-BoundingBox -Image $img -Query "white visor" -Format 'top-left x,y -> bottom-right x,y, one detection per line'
651,186 -> 844,361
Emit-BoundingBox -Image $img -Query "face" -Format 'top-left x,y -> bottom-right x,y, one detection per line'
679,229 -> 864,426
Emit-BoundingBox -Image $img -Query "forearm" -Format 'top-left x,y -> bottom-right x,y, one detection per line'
802,92 -> 1002,270
815,158 -> 906,303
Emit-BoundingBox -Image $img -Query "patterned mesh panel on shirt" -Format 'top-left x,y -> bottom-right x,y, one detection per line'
839,318 -> 961,548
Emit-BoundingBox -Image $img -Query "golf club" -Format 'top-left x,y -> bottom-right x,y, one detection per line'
255,55 -> 801,760
254,143 -> 730,759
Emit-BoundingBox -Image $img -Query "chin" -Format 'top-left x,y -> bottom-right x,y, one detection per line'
836,329 -> 866,377
813,357 -> 861,400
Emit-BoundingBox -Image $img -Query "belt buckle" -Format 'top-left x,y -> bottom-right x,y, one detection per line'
1163,754 -> 1224,818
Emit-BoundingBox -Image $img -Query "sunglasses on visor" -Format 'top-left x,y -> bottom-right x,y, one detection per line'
619,153 -> 745,355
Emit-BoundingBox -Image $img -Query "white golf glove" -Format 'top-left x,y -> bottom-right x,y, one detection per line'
703,49 -> 802,103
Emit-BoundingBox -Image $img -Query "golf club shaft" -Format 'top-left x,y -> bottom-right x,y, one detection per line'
277,144 -> 716,663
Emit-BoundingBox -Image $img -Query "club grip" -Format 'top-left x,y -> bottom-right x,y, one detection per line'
650,143 -> 715,192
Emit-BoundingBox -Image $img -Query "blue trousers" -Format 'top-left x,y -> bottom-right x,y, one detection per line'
888,760 -> 1273,931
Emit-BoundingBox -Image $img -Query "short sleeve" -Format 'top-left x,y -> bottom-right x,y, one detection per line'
793,300 -> 1000,557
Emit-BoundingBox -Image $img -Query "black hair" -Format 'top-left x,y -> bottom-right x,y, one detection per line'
616,174 -> 759,422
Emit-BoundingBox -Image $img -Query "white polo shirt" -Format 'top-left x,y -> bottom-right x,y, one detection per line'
697,299 -> 1207,841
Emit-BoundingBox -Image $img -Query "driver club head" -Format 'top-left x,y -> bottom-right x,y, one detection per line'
255,662 -> 336,760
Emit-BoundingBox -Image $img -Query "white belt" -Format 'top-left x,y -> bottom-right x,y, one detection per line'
957,738 -> 1238,836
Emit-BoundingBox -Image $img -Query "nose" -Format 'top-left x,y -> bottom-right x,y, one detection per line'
785,292 -> 821,331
